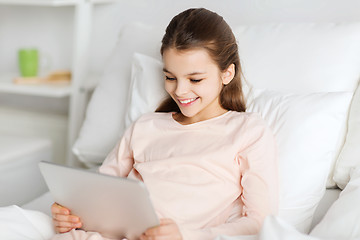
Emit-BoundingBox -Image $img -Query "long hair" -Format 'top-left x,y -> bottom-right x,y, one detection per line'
156,8 -> 246,113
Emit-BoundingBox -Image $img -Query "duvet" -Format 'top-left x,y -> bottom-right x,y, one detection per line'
2,167 -> 360,240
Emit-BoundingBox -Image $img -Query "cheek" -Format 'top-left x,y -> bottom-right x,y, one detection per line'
164,81 -> 175,95
199,79 -> 222,96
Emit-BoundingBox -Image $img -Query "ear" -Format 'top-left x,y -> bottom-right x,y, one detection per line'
221,64 -> 235,85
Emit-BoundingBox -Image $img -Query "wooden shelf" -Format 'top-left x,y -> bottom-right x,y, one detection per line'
0,74 -> 71,98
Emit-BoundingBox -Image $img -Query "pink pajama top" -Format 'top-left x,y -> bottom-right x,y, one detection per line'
98,111 -> 279,239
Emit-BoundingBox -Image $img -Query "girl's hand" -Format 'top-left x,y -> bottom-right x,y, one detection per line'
51,202 -> 82,233
140,218 -> 182,240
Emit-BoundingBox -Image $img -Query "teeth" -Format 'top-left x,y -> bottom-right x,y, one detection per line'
179,98 -> 197,104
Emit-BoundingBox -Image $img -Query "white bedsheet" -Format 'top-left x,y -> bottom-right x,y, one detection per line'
2,167 -> 360,240
309,166 -> 360,239
0,205 -> 54,240
215,216 -> 319,240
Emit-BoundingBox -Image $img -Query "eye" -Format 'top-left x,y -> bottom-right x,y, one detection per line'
190,79 -> 202,83
165,76 -> 176,81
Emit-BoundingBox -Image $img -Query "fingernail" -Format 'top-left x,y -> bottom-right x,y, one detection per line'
70,216 -> 79,222
73,223 -> 82,228
62,209 -> 69,214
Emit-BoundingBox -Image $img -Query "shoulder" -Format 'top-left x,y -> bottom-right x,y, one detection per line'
227,111 -> 275,143
227,111 -> 269,129
135,112 -> 171,123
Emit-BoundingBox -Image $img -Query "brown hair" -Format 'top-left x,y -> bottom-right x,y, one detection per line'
156,8 -> 246,113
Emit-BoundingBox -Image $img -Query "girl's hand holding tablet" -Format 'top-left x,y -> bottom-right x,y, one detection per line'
51,203 -> 82,233
141,219 -> 182,240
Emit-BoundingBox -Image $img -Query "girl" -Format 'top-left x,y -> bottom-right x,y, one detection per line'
51,8 -> 278,240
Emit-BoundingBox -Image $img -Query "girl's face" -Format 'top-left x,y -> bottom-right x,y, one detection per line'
162,48 -> 234,124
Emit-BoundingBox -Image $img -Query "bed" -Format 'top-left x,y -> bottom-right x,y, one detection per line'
1,1 -> 360,239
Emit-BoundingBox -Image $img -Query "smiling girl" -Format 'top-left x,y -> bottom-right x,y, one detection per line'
51,8 -> 278,240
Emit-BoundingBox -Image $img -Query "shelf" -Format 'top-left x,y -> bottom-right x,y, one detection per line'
0,0 -> 112,165
0,0 -> 118,6
0,74 -> 71,98
0,0 -> 77,6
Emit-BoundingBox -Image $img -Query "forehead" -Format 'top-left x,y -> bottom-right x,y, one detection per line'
162,48 -> 219,74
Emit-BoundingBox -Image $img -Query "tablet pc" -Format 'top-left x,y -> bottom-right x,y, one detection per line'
39,161 -> 159,239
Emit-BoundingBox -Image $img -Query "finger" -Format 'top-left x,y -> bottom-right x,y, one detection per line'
51,203 -> 70,215
56,226 -> 73,233
53,220 -> 75,228
53,218 -> 82,228
54,214 -> 81,223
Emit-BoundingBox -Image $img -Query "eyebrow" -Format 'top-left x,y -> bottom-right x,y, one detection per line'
163,68 -> 206,76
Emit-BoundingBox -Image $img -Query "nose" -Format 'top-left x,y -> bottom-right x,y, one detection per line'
175,79 -> 190,96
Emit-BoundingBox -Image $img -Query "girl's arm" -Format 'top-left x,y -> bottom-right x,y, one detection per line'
98,123 -> 135,177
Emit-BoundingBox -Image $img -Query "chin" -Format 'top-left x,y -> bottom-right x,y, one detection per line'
179,108 -> 199,118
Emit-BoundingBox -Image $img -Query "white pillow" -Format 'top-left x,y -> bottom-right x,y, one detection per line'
333,82 -> 360,189
310,166 -> 360,239
247,90 -> 352,233
72,22 -> 164,165
124,53 -> 168,128
234,23 -> 360,188
216,216 -> 319,240
234,23 -> 360,93
125,53 -> 353,233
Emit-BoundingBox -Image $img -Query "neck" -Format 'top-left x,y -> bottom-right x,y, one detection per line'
174,108 -> 228,125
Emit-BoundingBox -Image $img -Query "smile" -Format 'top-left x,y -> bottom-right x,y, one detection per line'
178,97 -> 199,106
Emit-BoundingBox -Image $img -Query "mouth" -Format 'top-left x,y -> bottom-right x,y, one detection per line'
177,97 -> 199,106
